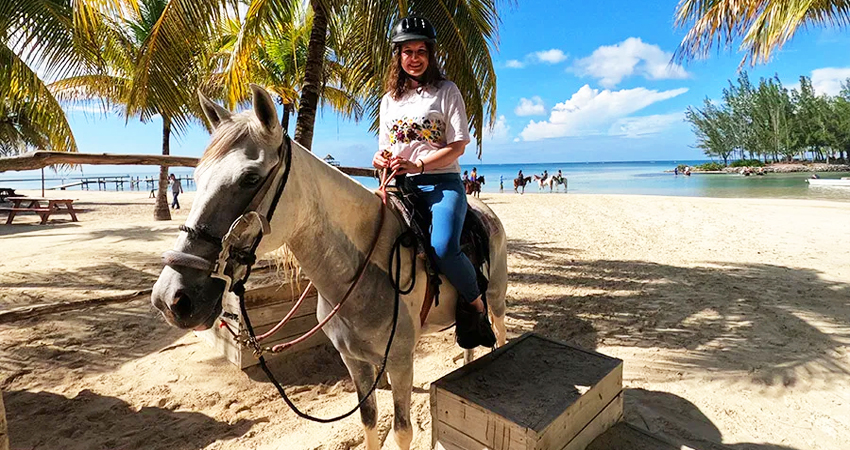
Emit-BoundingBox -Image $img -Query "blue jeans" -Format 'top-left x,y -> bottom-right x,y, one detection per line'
408,173 -> 480,304
171,192 -> 180,209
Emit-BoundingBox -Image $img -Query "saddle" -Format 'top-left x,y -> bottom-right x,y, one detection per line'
384,177 -> 493,326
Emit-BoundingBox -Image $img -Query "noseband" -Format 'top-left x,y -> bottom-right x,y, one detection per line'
162,135 -> 293,291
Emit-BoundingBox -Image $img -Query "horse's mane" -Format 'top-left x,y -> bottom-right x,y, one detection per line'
197,111 -> 282,171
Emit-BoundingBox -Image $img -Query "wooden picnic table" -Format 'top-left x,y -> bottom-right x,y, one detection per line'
0,196 -> 79,225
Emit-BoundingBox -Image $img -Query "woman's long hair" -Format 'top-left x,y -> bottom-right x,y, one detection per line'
383,41 -> 446,100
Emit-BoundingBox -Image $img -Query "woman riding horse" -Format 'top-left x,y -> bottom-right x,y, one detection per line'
372,16 -> 496,350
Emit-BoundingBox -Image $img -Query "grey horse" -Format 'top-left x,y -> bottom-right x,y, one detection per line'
151,85 -> 508,450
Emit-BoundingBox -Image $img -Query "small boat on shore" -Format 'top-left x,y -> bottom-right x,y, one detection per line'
806,178 -> 850,187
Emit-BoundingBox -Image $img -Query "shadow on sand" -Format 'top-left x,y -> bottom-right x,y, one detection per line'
587,388 -> 799,450
4,389 -> 253,450
0,300 -> 185,388
506,238 -> 850,387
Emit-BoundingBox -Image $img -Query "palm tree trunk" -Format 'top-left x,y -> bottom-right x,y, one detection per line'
293,0 -> 328,151
154,117 -> 172,221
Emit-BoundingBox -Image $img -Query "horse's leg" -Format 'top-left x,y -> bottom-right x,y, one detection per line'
463,348 -> 475,364
341,355 -> 380,450
387,361 -> 414,450
492,312 -> 507,347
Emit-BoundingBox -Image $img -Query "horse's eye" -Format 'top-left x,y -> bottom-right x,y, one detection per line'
241,173 -> 262,187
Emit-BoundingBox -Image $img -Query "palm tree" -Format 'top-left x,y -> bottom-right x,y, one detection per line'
674,0 -> 850,66
0,105 -> 51,156
51,0 -> 222,220
211,4 -> 363,124
224,0 -> 502,155
0,0 -> 98,154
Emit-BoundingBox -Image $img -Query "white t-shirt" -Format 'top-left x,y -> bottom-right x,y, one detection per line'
379,81 -> 470,175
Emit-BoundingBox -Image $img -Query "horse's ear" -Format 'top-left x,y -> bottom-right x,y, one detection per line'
249,84 -> 279,133
198,90 -> 231,130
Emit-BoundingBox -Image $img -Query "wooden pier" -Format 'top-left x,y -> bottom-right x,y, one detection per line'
48,175 -> 194,191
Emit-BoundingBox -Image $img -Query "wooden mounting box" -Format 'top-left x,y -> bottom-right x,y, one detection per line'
195,269 -> 328,369
0,390 -> 8,450
431,333 -> 623,450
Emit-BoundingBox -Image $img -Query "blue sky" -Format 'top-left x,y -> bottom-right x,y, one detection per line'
37,1 -> 850,175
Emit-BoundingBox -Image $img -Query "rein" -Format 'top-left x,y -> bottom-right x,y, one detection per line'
163,127 -> 411,423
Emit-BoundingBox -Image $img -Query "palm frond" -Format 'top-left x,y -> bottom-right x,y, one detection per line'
0,42 -> 78,152
675,0 -> 850,66
127,0 -> 236,132
222,0 -> 299,107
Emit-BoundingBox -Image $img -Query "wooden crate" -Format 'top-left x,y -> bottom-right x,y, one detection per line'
195,268 -> 329,369
0,390 -> 8,450
431,333 -> 623,450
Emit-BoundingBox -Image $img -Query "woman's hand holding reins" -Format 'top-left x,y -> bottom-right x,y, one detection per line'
389,157 -> 422,175
372,149 -> 391,169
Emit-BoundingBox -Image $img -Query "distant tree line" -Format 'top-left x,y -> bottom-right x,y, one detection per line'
685,72 -> 850,166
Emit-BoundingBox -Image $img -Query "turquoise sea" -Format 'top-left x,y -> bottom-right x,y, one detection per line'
3,160 -> 849,202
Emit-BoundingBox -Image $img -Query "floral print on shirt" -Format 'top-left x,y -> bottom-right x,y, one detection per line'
388,117 -> 444,145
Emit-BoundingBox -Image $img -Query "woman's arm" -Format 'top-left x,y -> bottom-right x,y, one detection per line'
389,139 -> 468,175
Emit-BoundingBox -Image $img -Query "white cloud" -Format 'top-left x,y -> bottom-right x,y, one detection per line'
519,85 -> 688,141
486,115 -> 511,141
609,112 -> 684,138
514,97 -> 546,116
532,49 -> 568,64
573,37 -> 690,88
810,67 -> 850,96
505,49 -> 568,68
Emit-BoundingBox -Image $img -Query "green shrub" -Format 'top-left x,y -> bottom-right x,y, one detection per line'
695,162 -> 725,171
730,159 -> 764,167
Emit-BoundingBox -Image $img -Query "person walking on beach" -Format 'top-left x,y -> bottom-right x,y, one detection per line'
372,15 -> 496,349
169,174 -> 183,209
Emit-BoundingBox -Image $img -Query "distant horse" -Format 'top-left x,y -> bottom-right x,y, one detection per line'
514,176 -> 532,194
150,85 -> 507,450
533,174 -> 552,191
464,175 -> 485,197
550,175 -> 567,192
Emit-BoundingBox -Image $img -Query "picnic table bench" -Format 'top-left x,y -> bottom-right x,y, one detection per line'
0,197 -> 79,225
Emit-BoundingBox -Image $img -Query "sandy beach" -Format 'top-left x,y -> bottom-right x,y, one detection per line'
1,188 -> 848,450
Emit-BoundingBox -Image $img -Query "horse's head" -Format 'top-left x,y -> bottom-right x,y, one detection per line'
151,85 -> 284,330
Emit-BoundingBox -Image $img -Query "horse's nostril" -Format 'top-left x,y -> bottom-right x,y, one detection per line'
170,290 -> 193,318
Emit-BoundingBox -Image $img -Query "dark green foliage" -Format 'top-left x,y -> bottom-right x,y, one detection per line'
730,159 -> 764,167
696,162 -> 725,171
685,73 -> 850,163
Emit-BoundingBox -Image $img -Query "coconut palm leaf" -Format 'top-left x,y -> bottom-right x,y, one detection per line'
675,0 -> 850,66
222,0 -> 299,106
0,106 -> 51,156
126,0 -> 235,131
344,0 -> 503,157
0,42 -> 77,152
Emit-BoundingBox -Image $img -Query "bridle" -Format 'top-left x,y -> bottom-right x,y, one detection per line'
163,134 -> 293,290
160,130 -> 412,424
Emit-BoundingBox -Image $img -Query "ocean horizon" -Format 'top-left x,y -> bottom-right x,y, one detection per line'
3,159 -> 849,202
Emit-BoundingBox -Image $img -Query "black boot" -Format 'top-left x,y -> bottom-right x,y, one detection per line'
455,299 -> 497,349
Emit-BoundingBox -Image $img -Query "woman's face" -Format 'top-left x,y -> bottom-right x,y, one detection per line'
400,41 -> 429,78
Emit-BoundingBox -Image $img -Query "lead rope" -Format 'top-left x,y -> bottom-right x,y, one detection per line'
224,159 -> 411,423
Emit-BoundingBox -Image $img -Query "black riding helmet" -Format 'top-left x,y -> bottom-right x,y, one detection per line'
391,16 -> 436,44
